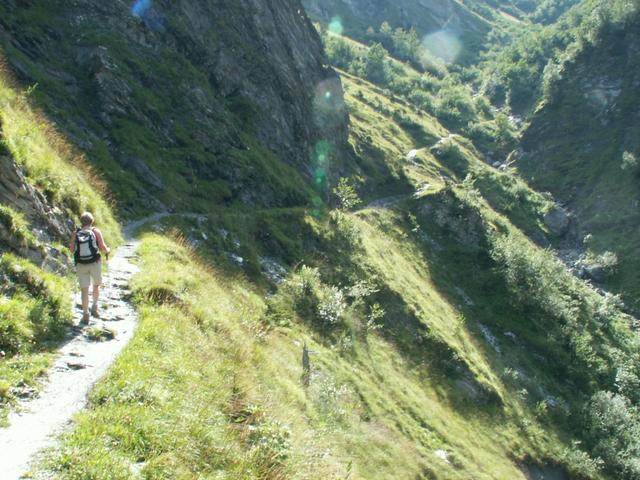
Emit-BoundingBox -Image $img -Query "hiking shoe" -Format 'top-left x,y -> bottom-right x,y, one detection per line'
91,304 -> 100,318
80,313 -> 90,325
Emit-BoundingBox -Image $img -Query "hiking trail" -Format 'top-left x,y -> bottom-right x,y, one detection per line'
0,227 -> 144,479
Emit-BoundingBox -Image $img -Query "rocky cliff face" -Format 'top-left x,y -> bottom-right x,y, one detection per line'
0,149 -> 72,271
519,12 -> 640,308
0,0 -> 348,214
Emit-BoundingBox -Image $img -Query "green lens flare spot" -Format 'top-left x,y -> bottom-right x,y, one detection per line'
328,17 -> 343,36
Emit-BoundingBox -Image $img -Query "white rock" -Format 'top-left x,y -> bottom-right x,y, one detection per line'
435,449 -> 450,463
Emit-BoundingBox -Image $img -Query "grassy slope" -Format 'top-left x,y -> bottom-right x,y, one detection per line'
45,233 -> 552,480
38,73 -> 630,480
0,65 -> 121,424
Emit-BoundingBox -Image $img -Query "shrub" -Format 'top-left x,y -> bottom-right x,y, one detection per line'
317,285 -> 346,326
365,302 -> 385,333
325,36 -> 357,70
333,177 -> 362,210
584,391 -> 640,479
562,442 -> 603,479
621,151 -> 638,172
270,265 -> 347,329
249,415 -> 292,470
434,84 -> 477,129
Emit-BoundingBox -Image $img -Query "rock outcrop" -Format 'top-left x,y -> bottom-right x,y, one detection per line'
0,153 -> 72,271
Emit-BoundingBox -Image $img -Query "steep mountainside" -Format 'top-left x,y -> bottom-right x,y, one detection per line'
0,0 -> 348,215
302,0 -> 493,64
1,1 -> 640,479
519,9 -> 640,310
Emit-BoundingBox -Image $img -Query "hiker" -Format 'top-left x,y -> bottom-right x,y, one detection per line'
69,212 -> 110,324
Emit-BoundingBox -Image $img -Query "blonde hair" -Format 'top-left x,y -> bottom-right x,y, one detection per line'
80,212 -> 94,227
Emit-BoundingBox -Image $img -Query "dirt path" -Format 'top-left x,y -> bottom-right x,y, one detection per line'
0,238 -> 141,479
360,194 -> 407,211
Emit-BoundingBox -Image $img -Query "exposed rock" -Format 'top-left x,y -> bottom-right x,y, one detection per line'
477,323 -> 500,353
0,0 -> 350,210
503,331 -> 518,343
260,256 -> 287,284
419,188 -> 487,249
66,362 -> 89,370
227,253 -> 244,266
434,449 -> 450,464
85,327 -> 116,342
0,153 -> 73,272
583,263 -> 607,283
543,205 -> 570,237
521,463 -> 569,480
454,286 -> 474,306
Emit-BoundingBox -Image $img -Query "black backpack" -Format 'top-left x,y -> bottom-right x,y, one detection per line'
75,228 -> 100,264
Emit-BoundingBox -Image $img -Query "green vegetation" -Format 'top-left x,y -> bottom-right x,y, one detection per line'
475,0 -> 639,113
0,63 -> 121,424
40,56 -> 640,479
0,254 -> 73,425
515,2 -> 640,308
40,231 -> 550,479
320,30 -> 518,160
0,1 -> 638,478
0,205 -> 38,249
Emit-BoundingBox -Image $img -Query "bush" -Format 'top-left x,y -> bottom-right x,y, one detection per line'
584,391 -> 640,479
434,83 -> 477,129
325,36 -> 357,70
333,177 -> 362,210
622,151 -> 638,172
269,265 -> 347,329
562,442 -> 603,479
317,285 -> 346,326
360,43 -> 390,85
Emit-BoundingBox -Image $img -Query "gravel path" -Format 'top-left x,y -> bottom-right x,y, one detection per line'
0,239 -> 141,479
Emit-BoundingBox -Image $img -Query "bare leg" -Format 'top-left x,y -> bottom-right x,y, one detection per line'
81,287 -> 89,316
92,284 -> 100,309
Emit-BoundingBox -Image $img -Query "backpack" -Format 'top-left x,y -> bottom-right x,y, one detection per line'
75,228 -> 100,264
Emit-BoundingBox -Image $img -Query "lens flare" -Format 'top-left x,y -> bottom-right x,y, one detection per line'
422,30 -> 461,65
132,0 -> 152,18
313,78 -> 346,131
131,0 -> 166,32
328,16 -> 343,35
310,79 -> 346,213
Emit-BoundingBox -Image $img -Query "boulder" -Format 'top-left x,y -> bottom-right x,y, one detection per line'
583,263 -> 607,282
543,205 -> 570,236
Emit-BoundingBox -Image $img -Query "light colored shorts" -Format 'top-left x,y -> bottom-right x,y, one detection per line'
76,261 -> 102,289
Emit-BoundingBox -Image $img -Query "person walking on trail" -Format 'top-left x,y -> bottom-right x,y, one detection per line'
69,212 -> 110,325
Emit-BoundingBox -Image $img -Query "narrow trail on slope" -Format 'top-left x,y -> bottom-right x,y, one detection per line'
0,224 -> 148,479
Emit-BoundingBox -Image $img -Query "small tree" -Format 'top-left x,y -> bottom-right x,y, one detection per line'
333,177 -> 362,210
363,43 -> 389,85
